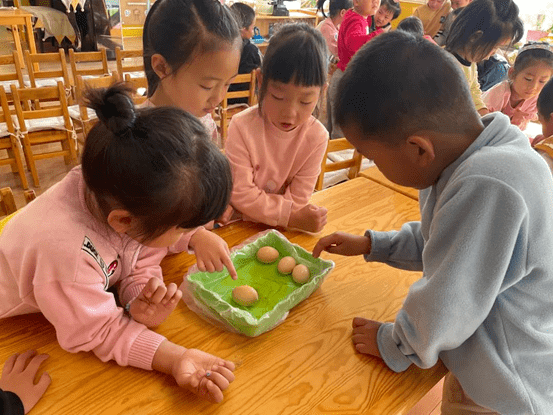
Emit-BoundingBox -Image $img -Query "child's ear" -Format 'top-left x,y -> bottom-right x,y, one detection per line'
406,134 -> 436,167
340,8 -> 347,17
507,66 -> 515,80
151,54 -> 170,79
107,210 -> 135,234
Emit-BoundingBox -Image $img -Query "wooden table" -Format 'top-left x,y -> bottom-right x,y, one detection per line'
0,8 -> 38,68
0,178 -> 446,414
359,166 -> 420,201
255,11 -> 318,38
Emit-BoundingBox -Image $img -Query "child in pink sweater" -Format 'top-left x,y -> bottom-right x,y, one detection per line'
0,85 -> 237,404
225,23 -> 329,233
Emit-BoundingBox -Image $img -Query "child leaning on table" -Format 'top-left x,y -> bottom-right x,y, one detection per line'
224,23 -> 329,233
533,77 -> 553,173
0,85 -> 237,404
313,31 -> 553,414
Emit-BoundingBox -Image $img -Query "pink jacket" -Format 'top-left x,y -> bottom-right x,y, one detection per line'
483,80 -> 538,131
317,17 -> 339,58
0,167 -> 196,370
224,106 -> 328,228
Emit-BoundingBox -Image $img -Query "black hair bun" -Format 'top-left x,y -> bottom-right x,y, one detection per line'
84,83 -> 136,135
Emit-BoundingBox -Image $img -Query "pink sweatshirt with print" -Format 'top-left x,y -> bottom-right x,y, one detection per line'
224,106 -> 328,228
0,167 -> 196,370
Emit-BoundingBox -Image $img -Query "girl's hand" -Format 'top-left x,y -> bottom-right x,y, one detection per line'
129,278 -> 182,328
190,229 -> 238,279
172,349 -> 236,404
312,232 -> 371,258
288,204 -> 328,233
0,351 -> 51,414
351,317 -> 382,358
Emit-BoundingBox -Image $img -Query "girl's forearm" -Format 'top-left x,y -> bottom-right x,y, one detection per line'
152,339 -> 186,375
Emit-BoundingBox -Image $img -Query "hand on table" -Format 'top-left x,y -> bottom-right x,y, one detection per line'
288,204 -> 327,233
312,231 -> 371,258
190,228 -> 237,279
129,277 -> 182,328
0,350 -> 51,414
352,317 -> 382,358
172,349 -> 236,404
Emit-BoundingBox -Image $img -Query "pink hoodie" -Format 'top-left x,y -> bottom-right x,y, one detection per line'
224,106 -> 328,228
0,167 -> 197,370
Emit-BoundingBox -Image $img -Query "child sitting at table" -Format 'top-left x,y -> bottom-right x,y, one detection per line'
412,0 -> 451,38
327,0 -> 383,138
314,31 -> 553,414
316,0 -> 353,62
228,2 -> 262,105
396,16 -> 437,44
483,42 -> 553,131
533,77 -> 553,173
1,351 -> 50,414
224,23 -> 329,233
445,0 -> 524,116
433,0 -> 470,46
373,0 -> 401,32
0,85 -> 237,404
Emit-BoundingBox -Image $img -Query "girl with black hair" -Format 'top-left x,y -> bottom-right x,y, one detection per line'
316,0 -> 353,60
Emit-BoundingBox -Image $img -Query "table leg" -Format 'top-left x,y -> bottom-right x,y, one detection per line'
24,15 -> 39,71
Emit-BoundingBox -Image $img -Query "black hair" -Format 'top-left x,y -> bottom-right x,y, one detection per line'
336,31 -> 479,142
512,43 -> 553,76
143,0 -> 241,97
258,22 -> 327,112
538,77 -> 553,121
317,0 -> 353,19
230,2 -> 256,29
445,0 -> 523,63
82,83 -> 232,242
396,16 -> 424,37
379,0 -> 401,20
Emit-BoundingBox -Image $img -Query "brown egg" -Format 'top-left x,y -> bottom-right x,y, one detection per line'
292,264 -> 310,284
277,256 -> 296,274
232,285 -> 259,306
256,246 -> 279,264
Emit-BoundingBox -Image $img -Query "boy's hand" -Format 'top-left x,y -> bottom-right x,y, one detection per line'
312,232 -> 371,258
288,204 -> 328,233
0,350 -> 51,414
129,278 -> 182,328
172,349 -> 236,404
352,317 -> 382,358
190,228 -> 237,279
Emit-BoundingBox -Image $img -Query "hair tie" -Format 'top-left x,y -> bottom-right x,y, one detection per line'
518,41 -> 552,56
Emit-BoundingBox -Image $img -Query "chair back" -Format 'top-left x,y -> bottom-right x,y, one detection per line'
0,51 -> 26,90
24,49 -> 72,104
124,73 -> 148,104
315,138 -> 362,191
69,49 -> 110,86
115,47 -> 144,81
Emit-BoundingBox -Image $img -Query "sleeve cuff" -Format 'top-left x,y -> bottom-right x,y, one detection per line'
279,200 -> 293,228
127,329 -> 166,370
377,323 -> 412,373
363,230 -> 393,262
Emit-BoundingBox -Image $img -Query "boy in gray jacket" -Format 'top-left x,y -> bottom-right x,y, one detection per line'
314,31 -> 553,415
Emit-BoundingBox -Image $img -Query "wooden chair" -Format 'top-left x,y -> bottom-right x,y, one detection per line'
0,187 -> 37,217
315,138 -> 362,191
24,49 -> 73,103
0,51 -> 27,98
124,73 -> 148,105
73,72 -> 120,137
68,49 -> 110,87
0,88 -> 29,190
115,47 -> 144,81
10,81 -> 78,188
218,70 -> 257,146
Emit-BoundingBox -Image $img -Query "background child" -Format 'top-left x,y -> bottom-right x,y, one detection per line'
316,0 -> 353,61
373,0 -> 401,32
224,23 -> 329,233
396,15 -> 437,44
533,77 -> 553,173
0,85 -> 236,404
445,0 -> 524,116
142,0 -> 242,148
0,351 -> 50,414
327,0 -> 382,138
433,0 -> 470,46
483,42 -> 553,131
315,30 -> 553,415
228,2 -> 262,105
412,0 -> 451,38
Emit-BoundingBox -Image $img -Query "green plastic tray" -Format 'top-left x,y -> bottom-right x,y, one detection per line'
184,230 -> 334,337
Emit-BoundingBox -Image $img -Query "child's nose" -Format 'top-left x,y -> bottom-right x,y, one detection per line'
211,85 -> 228,107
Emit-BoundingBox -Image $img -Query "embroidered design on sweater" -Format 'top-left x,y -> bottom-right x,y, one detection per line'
81,236 -> 118,290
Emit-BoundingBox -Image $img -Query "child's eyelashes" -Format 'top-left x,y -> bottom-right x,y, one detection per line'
300,101 -> 313,106
200,85 -> 214,91
271,94 -> 284,101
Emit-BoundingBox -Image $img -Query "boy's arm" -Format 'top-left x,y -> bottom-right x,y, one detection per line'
225,120 -> 294,227
376,176 -> 528,372
345,21 -> 383,55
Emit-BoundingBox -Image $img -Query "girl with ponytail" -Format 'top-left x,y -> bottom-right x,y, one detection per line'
0,84 -> 236,403
316,0 -> 353,60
